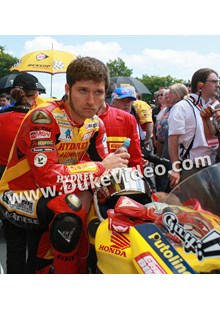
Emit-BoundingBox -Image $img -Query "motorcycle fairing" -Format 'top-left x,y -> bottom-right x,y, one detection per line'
95,219 -> 138,274
130,223 -> 196,274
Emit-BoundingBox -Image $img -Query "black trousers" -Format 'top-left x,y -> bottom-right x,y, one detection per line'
2,219 -> 43,274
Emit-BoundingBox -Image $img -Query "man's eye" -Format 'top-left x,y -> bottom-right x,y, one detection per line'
79,89 -> 87,94
95,90 -> 104,96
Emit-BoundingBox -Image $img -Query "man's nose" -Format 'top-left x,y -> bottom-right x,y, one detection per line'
87,92 -> 95,105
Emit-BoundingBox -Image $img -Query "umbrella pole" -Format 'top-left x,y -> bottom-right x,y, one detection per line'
50,42 -> 53,97
50,74 -> 53,97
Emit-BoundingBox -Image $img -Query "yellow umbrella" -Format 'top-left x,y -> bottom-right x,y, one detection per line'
10,49 -> 77,96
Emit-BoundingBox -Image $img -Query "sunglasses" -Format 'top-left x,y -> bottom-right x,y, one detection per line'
206,80 -> 219,85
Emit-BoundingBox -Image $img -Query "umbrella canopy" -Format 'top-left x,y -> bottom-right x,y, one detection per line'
10,50 -> 77,75
10,50 -> 77,97
111,76 -> 151,95
0,73 -> 46,94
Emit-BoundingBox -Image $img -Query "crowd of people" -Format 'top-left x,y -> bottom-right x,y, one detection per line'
0,56 -> 220,274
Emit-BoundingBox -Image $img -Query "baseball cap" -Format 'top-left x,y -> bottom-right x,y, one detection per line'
13,73 -> 39,90
111,87 -> 137,102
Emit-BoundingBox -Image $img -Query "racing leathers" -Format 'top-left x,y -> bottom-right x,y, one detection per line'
132,99 -> 153,142
0,99 -> 108,273
98,103 -> 143,171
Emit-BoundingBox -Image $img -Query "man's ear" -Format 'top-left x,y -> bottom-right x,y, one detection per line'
65,83 -> 70,96
197,82 -> 204,90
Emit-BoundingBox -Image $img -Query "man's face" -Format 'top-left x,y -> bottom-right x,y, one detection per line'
66,80 -> 106,124
203,73 -> 219,99
112,97 -> 133,113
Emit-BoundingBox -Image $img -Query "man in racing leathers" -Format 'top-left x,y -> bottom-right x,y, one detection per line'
97,89 -> 143,171
0,57 -> 130,274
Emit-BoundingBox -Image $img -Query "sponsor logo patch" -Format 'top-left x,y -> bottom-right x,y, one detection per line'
30,130 -> 51,140
31,140 -> 54,147
135,252 -> 166,274
34,153 -> 48,167
31,147 -> 55,152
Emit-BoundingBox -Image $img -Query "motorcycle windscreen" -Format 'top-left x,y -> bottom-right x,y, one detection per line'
164,163 -> 220,216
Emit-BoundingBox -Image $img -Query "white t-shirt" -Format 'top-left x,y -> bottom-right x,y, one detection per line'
168,95 -> 217,163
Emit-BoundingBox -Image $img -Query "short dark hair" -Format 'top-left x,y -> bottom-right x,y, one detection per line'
66,56 -> 110,91
191,68 -> 218,93
0,93 -> 11,101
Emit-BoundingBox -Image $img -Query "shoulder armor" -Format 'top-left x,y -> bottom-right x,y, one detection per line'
31,110 -> 52,124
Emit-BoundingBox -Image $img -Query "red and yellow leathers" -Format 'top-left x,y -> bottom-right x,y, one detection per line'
0,99 -> 108,221
0,99 -> 108,273
133,99 -> 153,128
133,100 -> 153,141
0,99 -> 108,192
98,103 -> 143,171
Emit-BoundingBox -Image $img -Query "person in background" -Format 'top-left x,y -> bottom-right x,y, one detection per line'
152,88 -> 166,153
110,86 -> 156,191
168,68 -> 219,189
200,94 -> 220,161
0,73 -> 45,274
98,86 -> 143,171
0,73 -> 40,176
0,93 -> 12,110
156,86 -> 189,157
132,90 -> 156,191
155,89 -> 170,157
130,89 -> 153,149
155,83 -> 189,192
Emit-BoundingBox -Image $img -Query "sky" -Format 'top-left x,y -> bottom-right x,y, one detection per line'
2,34 -> 220,98
1,0 -> 220,99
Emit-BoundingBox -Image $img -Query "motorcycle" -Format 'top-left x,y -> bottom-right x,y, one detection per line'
87,164 -> 220,274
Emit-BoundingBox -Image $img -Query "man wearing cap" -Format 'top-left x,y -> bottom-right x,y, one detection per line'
0,72 -> 42,172
97,86 -> 143,171
0,72 -> 41,113
111,86 -> 136,113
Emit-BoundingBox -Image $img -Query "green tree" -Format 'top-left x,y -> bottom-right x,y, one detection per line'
140,74 -> 187,103
106,57 -> 133,77
141,74 -> 186,94
0,46 -> 18,78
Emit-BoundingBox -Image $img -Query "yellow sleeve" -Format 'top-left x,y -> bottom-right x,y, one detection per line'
133,100 -> 153,124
